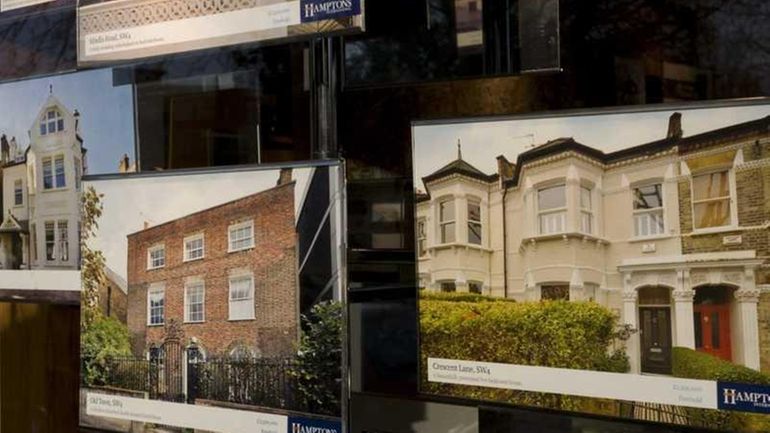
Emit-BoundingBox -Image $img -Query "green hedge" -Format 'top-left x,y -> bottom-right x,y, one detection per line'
420,298 -> 629,413
419,290 -> 516,303
672,347 -> 770,384
672,347 -> 770,432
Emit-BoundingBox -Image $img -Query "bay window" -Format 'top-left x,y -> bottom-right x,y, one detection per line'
538,184 -> 566,234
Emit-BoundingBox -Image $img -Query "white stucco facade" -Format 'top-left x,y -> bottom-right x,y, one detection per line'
0,94 -> 84,271
417,130 -> 767,375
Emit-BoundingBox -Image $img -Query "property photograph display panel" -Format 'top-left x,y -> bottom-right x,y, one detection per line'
413,102 -> 770,431
79,163 -> 344,433
0,68 -> 135,299
77,0 -> 365,65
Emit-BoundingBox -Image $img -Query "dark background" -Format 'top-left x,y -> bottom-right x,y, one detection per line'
0,0 -> 768,432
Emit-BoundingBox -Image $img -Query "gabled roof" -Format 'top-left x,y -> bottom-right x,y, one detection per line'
422,157 -> 498,185
0,212 -> 28,233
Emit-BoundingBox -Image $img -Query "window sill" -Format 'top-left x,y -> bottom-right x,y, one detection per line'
147,266 -> 165,271
522,232 -> 608,245
41,186 -> 68,193
228,317 -> 256,322
429,243 -> 493,253
627,234 -> 675,243
228,245 -> 255,254
687,226 -> 741,236
183,256 -> 204,263
147,323 -> 164,327
184,320 -> 205,324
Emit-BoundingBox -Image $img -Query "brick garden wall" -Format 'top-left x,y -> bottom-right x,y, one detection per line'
126,181 -> 298,359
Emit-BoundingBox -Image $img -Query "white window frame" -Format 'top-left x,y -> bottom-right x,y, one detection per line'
690,168 -> 737,232
467,198 -> 482,245
147,284 -> 165,326
228,220 -> 255,252
228,273 -> 255,321
39,109 -> 64,136
537,184 -> 567,235
632,182 -> 666,238
468,281 -> 483,294
42,154 -> 66,190
43,220 -> 69,263
183,233 -> 205,262
147,244 -> 166,270
417,218 -> 427,257
184,280 -> 205,323
13,179 -> 22,206
579,185 -> 593,234
438,199 -> 456,244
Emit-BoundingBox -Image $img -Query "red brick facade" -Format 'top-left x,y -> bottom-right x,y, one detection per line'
126,180 -> 298,359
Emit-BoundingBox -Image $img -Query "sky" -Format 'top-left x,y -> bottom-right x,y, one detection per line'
85,167 -> 313,283
413,103 -> 770,190
0,68 -> 135,175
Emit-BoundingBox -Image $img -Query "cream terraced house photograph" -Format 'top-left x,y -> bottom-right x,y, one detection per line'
415,104 -> 770,377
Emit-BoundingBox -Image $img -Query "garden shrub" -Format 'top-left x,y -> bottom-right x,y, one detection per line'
419,290 -> 516,303
81,315 -> 132,386
672,347 -> 770,432
420,298 -> 629,414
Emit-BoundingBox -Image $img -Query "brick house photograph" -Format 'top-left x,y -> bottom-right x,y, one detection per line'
80,163 -> 345,430
414,103 -> 770,430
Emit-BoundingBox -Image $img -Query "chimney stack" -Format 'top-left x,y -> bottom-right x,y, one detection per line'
277,168 -> 293,185
496,155 -> 515,182
667,112 -> 683,139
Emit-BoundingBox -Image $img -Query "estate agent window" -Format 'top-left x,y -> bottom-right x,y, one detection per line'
184,233 -> 205,261
13,179 -> 22,205
439,199 -> 455,243
467,199 -> 482,245
633,183 -> 665,237
538,184 -> 566,235
692,170 -> 733,229
40,109 -> 64,135
228,220 -> 254,252
229,274 -> 255,320
42,154 -> 66,189
147,244 -> 166,269
579,185 -> 593,234
148,284 -> 165,326
184,281 -> 205,323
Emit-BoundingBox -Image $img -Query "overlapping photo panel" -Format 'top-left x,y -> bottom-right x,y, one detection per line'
413,102 -> 770,432
79,162 -> 344,433
0,67 -> 135,302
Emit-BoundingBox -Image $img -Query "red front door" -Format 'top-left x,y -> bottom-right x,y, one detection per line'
694,304 -> 731,362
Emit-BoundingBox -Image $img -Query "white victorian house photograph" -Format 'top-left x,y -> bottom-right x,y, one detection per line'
415,104 -> 770,376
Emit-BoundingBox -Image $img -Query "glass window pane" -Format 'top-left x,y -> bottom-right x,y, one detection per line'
440,200 -> 455,222
634,184 -> 663,209
580,186 -> 592,209
468,202 -> 481,222
441,222 -> 456,243
371,202 -> 402,222
693,171 -> 730,200
694,200 -> 731,229
538,185 -> 565,210
468,222 -> 481,244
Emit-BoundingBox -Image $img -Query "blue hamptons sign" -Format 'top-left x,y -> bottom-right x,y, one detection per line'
288,416 -> 342,433
717,382 -> 770,414
300,0 -> 361,23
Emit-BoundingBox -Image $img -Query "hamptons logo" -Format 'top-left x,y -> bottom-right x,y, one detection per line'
301,0 -> 361,22
288,416 -> 341,433
718,382 -> 770,414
